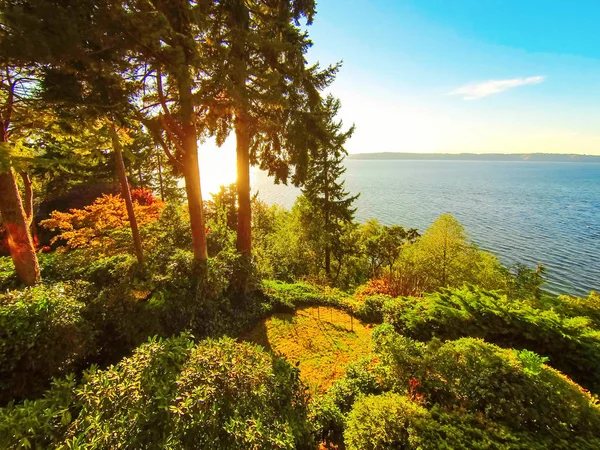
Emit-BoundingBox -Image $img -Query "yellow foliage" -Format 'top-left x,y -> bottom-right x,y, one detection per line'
41,193 -> 164,250
243,306 -> 373,395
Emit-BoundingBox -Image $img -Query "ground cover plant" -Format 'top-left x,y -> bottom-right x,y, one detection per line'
244,306 -> 373,394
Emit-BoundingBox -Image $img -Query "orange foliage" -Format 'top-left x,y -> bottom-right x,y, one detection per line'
41,191 -> 164,250
354,277 -> 394,300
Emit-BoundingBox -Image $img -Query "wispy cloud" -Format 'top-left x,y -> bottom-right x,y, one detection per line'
448,76 -> 545,100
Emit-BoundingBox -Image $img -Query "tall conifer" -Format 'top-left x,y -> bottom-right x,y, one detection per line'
213,0 -> 338,255
302,95 -> 357,276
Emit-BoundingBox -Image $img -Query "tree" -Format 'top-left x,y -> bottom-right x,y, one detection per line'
1,0 -> 152,265
301,96 -> 357,277
0,64 -> 41,285
417,213 -> 470,288
2,0 -> 212,262
404,213 -> 506,293
40,190 -> 164,252
115,0 -> 217,262
362,219 -> 420,277
212,0 -> 338,256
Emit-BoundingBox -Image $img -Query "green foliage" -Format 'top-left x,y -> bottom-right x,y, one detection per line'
388,214 -> 508,295
1,334 -> 314,450
508,262 -> 547,300
0,256 -> 18,292
0,376 -> 77,450
371,329 -> 600,438
361,219 -> 420,277
0,283 -> 94,405
382,285 -> 600,393
344,392 -> 427,450
553,291 -> 600,327
314,325 -> 600,449
253,199 -> 316,282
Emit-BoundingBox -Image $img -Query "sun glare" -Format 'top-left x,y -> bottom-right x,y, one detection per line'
198,140 -> 238,196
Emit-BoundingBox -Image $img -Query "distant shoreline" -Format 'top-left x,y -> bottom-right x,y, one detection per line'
347,152 -> 600,163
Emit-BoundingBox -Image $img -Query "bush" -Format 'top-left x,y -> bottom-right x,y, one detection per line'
0,283 -> 94,405
0,256 -> 18,292
554,291 -> 600,327
312,325 -> 600,449
1,334 -> 314,450
370,327 -> 600,440
383,285 -> 600,393
344,392 -> 427,450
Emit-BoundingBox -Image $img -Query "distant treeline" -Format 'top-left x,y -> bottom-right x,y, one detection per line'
348,152 -> 600,162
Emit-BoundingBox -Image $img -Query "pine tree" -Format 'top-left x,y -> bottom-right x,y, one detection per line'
302,96 -> 357,277
212,0 -> 338,256
0,64 -> 41,285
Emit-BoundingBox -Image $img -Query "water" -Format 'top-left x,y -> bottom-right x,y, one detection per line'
253,160 -> 600,296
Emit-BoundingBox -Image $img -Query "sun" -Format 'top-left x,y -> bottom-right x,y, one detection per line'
198,140 -> 238,196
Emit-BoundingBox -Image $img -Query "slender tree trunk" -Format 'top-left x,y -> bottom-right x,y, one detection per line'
177,70 -> 207,261
109,123 -> 144,265
230,3 -> 252,256
20,171 -> 33,224
19,171 -> 37,245
324,169 -> 331,275
235,115 -> 252,255
0,168 -> 40,285
156,152 -> 165,201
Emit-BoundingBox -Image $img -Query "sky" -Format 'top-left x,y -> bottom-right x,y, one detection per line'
200,0 -> 600,192
302,0 -> 600,155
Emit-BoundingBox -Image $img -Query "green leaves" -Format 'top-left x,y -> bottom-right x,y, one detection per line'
0,142 -> 35,172
1,335 -> 313,449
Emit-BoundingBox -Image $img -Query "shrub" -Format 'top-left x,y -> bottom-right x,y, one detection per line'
0,256 -> 17,292
0,283 -> 94,404
554,291 -> 600,327
40,192 -> 164,252
1,334 -> 314,450
313,325 -> 600,449
383,285 -> 600,393
344,392 -> 427,450
370,327 -> 600,439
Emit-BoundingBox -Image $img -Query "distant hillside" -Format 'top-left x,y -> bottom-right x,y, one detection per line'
347,152 -> 600,163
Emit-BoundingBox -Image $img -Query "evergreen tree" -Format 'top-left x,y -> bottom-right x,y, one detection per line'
301,96 -> 357,277
0,64 -> 41,285
211,0 -> 338,256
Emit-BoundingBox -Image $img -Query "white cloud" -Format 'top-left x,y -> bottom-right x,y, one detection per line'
448,76 -> 545,100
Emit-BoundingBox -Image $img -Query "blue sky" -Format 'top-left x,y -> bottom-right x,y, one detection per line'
304,0 -> 600,154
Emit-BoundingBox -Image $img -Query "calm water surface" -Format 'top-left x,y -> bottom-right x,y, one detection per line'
253,160 -> 600,296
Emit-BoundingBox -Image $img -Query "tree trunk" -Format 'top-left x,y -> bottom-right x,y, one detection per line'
156,152 -> 165,201
20,171 -> 33,224
235,115 -> 252,255
109,123 -> 144,265
0,168 -> 40,285
324,167 -> 330,275
230,2 -> 251,256
19,171 -> 37,245
177,70 -> 207,261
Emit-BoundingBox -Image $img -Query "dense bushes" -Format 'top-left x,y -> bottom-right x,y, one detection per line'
263,280 -> 600,394
0,240 -> 269,404
383,285 -> 600,393
0,283 -> 94,404
344,392 -> 427,450
313,325 -> 600,449
1,334 -> 313,450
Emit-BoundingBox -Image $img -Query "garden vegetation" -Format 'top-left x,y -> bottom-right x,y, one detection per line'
0,1 -> 598,449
